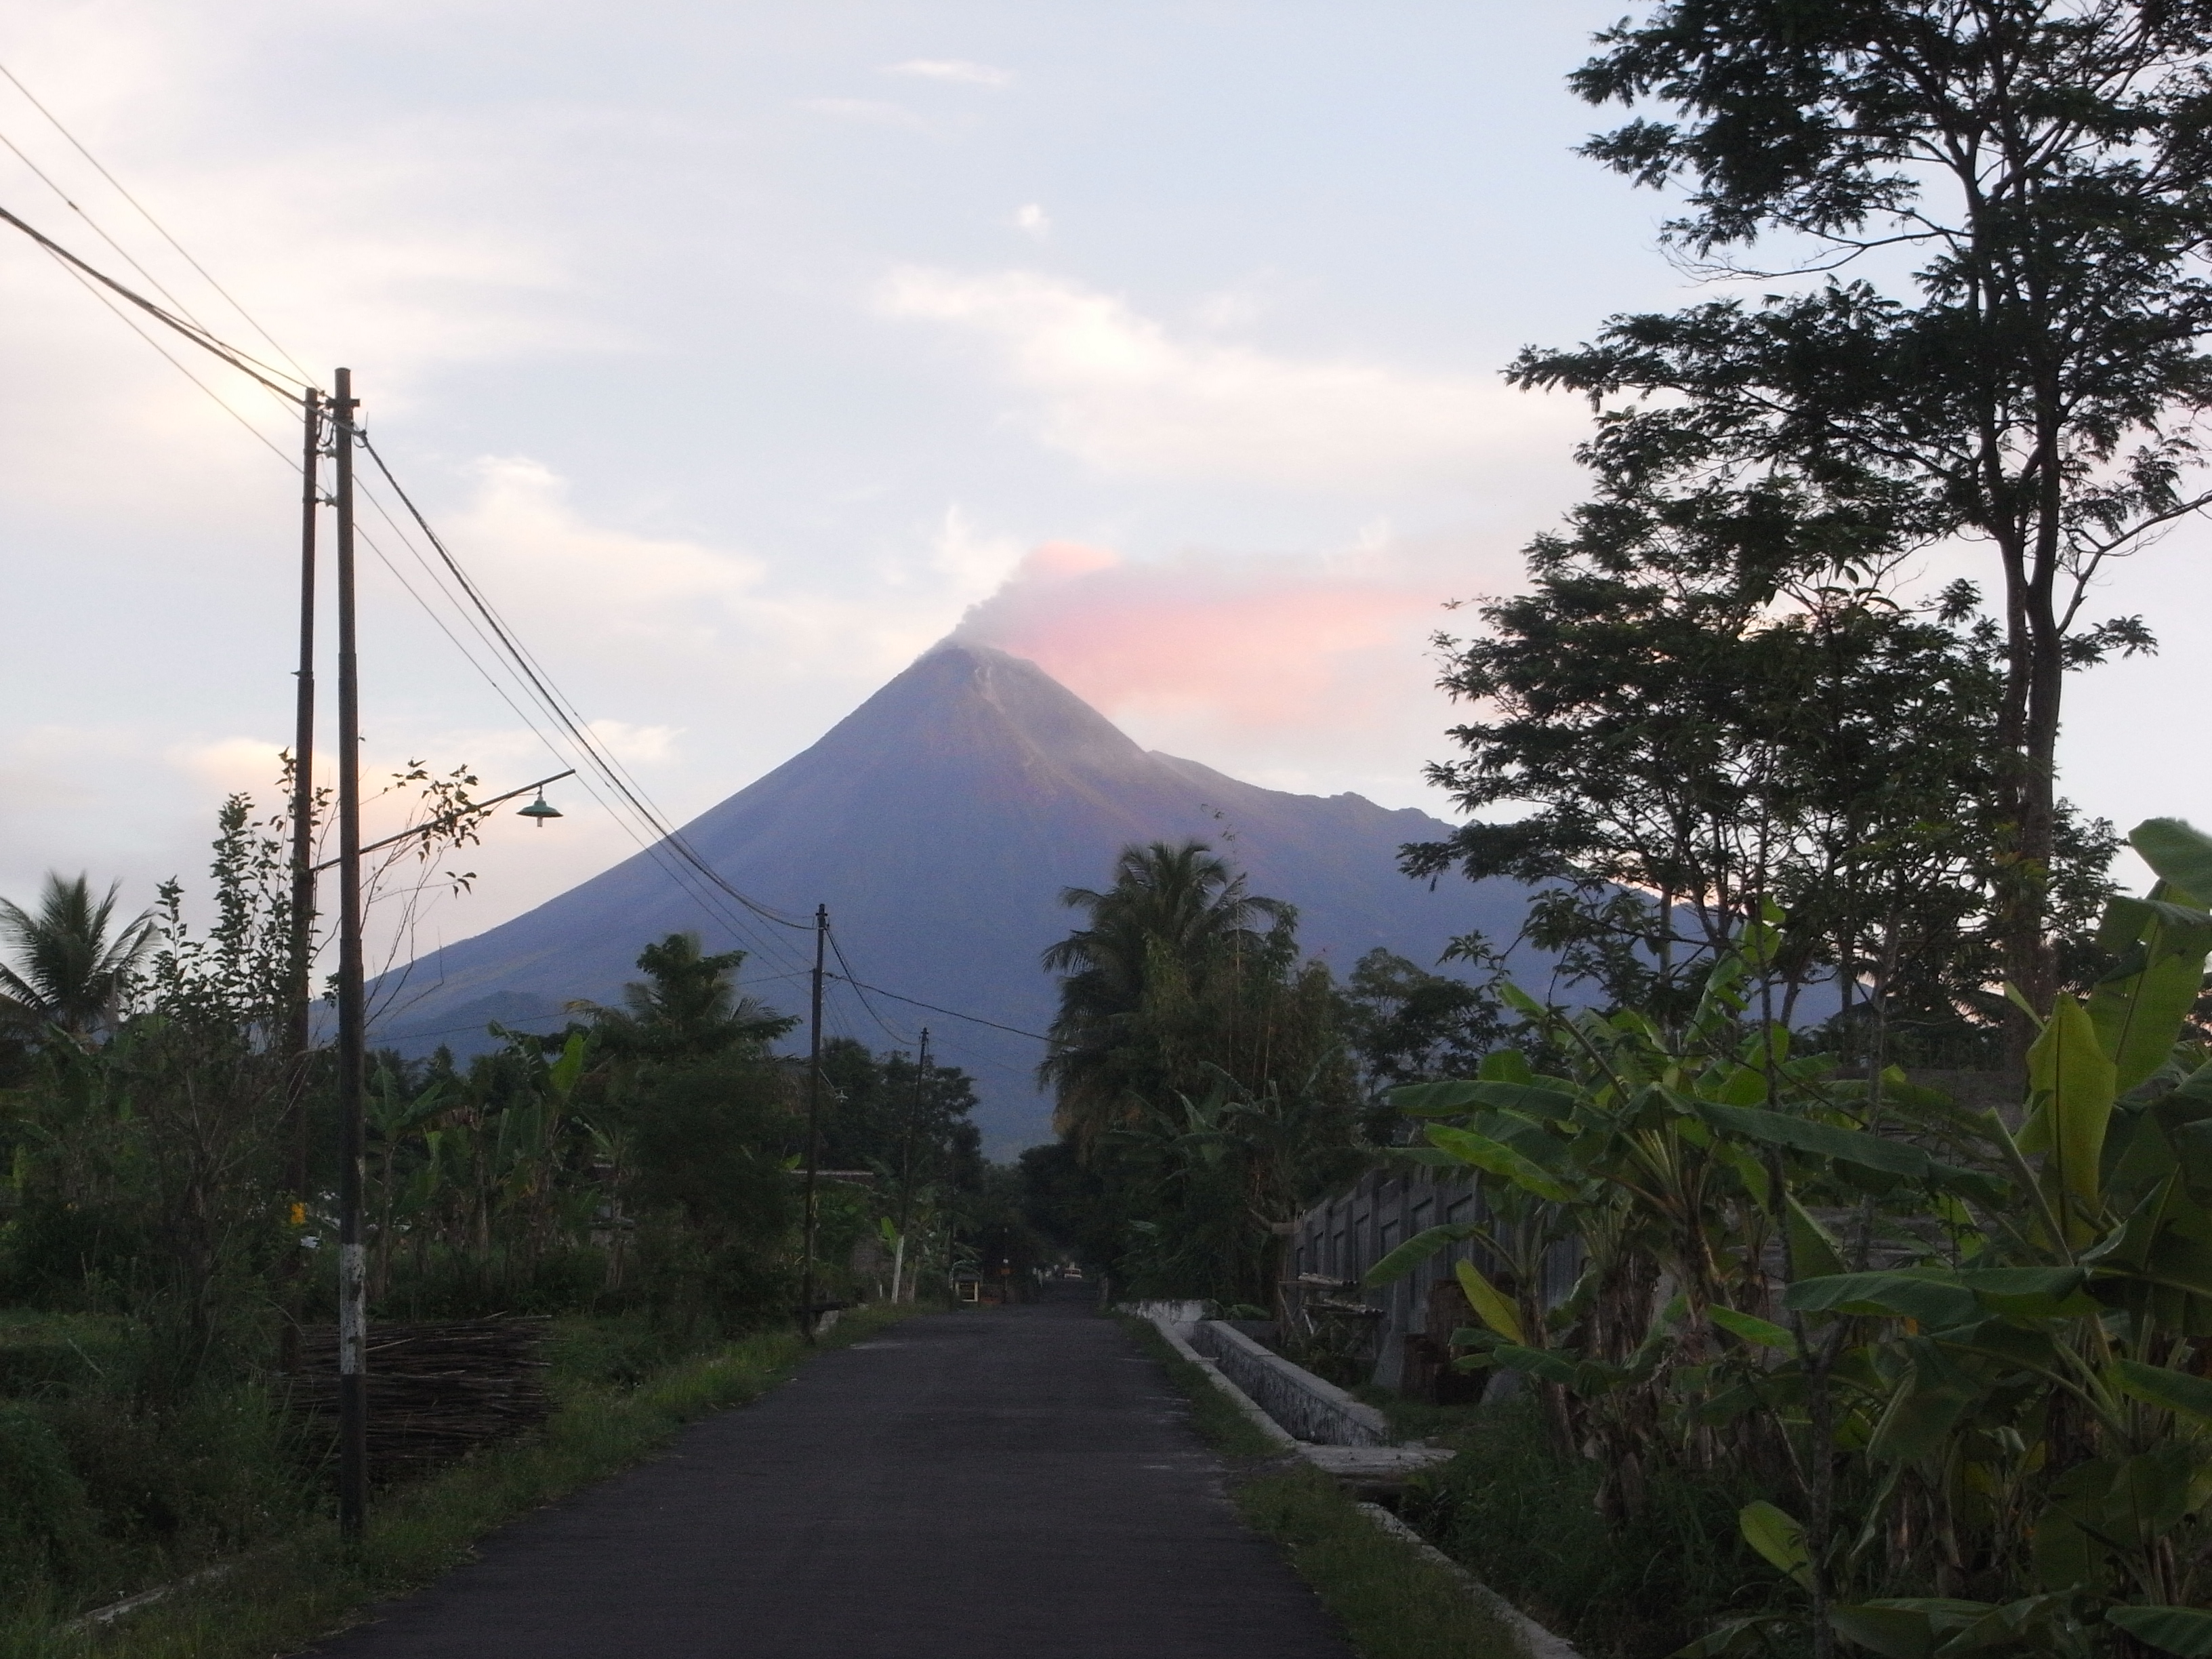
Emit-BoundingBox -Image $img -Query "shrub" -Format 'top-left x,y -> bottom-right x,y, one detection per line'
1405,1399 -> 1772,1659
0,1403 -> 100,1593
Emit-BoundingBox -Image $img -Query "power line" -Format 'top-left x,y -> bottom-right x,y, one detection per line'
344,465 -> 813,980
39,245 -> 298,466
826,927 -> 918,1048
0,162 -> 1049,1067
346,505 -> 782,957
0,123 -> 224,337
825,974 -> 1056,1045
0,201 -> 306,394
355,438 -> 813,942
0,58 -> 315,384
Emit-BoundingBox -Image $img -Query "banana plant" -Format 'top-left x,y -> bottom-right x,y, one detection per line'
1379,818 -> 2212,1658
1748,820 -> 2212,1656
365,1061 -> 453,1300
1368,924 -> 1885,1498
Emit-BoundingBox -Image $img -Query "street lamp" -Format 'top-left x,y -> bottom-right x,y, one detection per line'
517,788 -> 563,826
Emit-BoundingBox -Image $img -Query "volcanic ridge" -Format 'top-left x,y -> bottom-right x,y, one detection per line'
376,643 -> 1522,1149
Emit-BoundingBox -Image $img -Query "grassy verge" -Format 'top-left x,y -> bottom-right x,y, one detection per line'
1117,1316 -> 1524,1659
0,1305 -> 916,1659
1400,1397 -> 1773,1659
1117,1315 -> 1281,1458
1351,1385 -> 1490,1444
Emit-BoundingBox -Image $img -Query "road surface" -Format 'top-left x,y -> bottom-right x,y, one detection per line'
306,1289 -> 1353,1658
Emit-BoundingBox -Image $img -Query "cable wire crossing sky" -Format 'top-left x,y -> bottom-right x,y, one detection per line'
1,0 -> 2205,963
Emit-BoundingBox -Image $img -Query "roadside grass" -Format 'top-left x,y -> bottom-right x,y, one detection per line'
1117,1315 -> 1280,1458
1401,1397 -> 1771,1659
1351,1384 -> 1488,1445
1118,1315 -> 1525,1659
0,1305 -> 916,1659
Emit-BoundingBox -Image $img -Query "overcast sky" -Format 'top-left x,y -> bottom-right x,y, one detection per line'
2,1 -> 2206,971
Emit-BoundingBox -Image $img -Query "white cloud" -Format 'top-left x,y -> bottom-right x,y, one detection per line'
427,459 -> 1023,699
885,59 -> 1012,87
585,720 -> 681,766
876,267 -> 1581,491
796,97 -> 933,131
165,736 -> 289,796
926,504 -> 1028,592
449,456 -> 764,634
1013,203 -> 1051,240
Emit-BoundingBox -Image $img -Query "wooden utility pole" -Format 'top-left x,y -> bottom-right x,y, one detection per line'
331,367 -> 369,1539
796,905 -> 828,1340
893,1029 -> 928,1303
281,388 -> 322,1372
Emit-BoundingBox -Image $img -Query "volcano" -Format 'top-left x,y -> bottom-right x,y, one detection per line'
375,643 -> 1525,1151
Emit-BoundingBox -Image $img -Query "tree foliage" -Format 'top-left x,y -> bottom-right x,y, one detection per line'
1412,499 -> 2117,1054
1375,818 -> 2212,1659
1030,840 -> 1362,1304
1340,947 -> 1506,1097
1530,0 -> 2212,1021
0,874 -> 156,1043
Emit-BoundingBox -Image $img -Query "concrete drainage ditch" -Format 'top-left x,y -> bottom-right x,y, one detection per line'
1127,1302 -> 1579,1659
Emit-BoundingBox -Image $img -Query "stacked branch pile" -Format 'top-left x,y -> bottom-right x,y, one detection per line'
290,1318 -> 551,1481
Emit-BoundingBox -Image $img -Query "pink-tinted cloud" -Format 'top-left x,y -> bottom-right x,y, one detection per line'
951,538 -> 1490,733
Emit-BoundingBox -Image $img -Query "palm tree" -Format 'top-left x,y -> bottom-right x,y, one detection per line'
573,933 -> 796,1062
0,873 -> 157,1043
1040,840 -> 1291,1147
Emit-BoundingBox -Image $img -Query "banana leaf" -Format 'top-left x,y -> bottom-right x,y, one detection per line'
1739,1500 -> 1811,1588
2108,1605 -> 2212,1657
2022,996 -> 2117,1227
1361,1222 -> 1478,1286
1709,1306 -> 1794,1350
1786,1193 -> 1847,1280
1786,1268 -> 2091,1328
2088,892 -> 2212,1097
1828,1599 -> 1998,1659
1456,1258 -> 1525,1345
2129,817 -> 2212,916
1699,1103 -> 1925,1172
2111,1357 -> 2212,1423
1865,1336 -> 1982,1462
1488,1340 -> 1601,1388
1426,1123 -> 1578,1203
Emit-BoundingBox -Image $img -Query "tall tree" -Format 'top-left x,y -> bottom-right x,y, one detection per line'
1525,0 -> 2212,1039
1036,841 -> 1359,1302
1412,478 -> 2116,1052
1340,947 -> 1504,1095
582,935 -> 802,1329
0,874 -> 156,1043
574,933 -> 794,1063
1040,840 -> 1294,1148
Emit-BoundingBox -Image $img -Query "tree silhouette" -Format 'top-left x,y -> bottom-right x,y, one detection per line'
0,873 -> 155,1044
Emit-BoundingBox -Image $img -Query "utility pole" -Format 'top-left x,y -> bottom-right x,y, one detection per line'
331,367 -> 369,1540
281,388 -> 322,1374
893,1028 -> 928,1303
796,905 -> 827,1342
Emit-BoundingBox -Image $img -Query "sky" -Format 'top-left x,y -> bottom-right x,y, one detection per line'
1,0 -> 2207,985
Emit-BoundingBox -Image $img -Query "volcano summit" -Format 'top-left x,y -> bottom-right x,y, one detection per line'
377,643 -> 1522,1149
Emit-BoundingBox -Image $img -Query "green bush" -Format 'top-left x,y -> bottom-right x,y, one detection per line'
0,1404 -> 100,1593
1404,1399 -> 1774,1659
375,1244 -> 615,1322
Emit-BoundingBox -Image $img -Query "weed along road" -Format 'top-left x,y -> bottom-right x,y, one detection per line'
306,1290 -> 1353,1658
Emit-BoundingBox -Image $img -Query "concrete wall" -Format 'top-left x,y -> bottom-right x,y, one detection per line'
1188,1322 -> 1391,1447
1288,1166 -> 1580,1392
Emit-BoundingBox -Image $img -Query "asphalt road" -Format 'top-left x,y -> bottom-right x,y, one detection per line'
306,1289 -> 1353,1658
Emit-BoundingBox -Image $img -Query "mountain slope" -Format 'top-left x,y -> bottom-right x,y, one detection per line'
377,644 -> 1523,1149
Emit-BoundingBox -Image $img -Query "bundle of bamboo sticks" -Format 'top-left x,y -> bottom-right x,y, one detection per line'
289,1318 -> 552,1482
